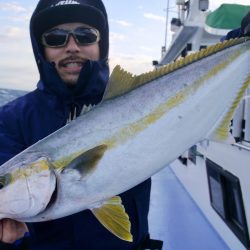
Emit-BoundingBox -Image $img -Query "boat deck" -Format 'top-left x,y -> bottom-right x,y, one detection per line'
149,166 -> 230,250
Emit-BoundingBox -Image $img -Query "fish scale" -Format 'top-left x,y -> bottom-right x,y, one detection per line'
0,37 -> 250,242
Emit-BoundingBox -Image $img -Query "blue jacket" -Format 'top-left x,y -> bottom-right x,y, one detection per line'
220,27 -> 242,41
0,68 -> 151,250
0,86 -> 151,250
221,11 -> 250,41
0,0 -> 151,249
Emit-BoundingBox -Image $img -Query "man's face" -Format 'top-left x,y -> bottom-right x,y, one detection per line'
44,22 -> 100,85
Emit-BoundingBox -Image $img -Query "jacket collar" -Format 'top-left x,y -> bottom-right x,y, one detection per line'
36,57 -> 109,106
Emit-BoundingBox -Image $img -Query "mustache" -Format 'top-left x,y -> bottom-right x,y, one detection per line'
58,56 -> 87,67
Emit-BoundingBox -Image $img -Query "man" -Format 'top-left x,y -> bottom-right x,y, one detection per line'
0,0 -> 152,249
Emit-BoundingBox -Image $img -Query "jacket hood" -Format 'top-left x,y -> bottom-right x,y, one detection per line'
30,0 -> 109,106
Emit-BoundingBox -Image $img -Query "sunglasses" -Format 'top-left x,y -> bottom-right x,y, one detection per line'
41,27 -> 100,48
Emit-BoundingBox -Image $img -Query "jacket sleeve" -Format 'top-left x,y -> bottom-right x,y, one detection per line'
0,104 -> 26,166
222,11 -> 250,41
221,28 -> 241,41
241,10 -> 250,36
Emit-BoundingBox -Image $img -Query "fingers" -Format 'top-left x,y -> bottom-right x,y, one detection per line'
0,219 -> 17,244
0,220 -> 3,242
0,219 -> 28,244
1,219 -> 18,244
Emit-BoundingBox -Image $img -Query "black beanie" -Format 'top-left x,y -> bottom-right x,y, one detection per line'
31,0 -> 109,59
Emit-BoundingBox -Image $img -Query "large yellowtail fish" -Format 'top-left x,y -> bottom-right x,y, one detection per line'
0,37 -> 250,242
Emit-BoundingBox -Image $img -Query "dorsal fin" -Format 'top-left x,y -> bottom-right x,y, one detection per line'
102,65 -> 135,100
103,37 -> 249,101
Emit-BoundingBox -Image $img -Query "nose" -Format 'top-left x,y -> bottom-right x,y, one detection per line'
65,35 -> 80,53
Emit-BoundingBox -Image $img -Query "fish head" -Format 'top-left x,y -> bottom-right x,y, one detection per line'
0,156 -> 56,220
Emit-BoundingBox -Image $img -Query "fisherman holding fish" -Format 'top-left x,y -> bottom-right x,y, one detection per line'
0,0 -> 155,249
0,1 -> 250,250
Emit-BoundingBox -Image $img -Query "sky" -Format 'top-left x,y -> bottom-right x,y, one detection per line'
0,0 -> 249,90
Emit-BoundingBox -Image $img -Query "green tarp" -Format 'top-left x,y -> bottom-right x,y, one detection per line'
206,4 -> 250,30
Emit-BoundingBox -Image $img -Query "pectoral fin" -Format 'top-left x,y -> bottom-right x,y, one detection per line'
61,145 -> 107,178
91,196 -> 133,242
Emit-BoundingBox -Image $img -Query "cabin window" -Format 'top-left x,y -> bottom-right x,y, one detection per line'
206,159 -> 250,248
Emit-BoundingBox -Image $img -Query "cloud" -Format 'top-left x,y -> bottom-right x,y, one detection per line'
109,53 -> 155,75
143,13 -> 165,22
111,19 -> 132,27
0,53 -> 38,91
139,46 -> 154,52
116,20 -> 132,27
0,27 -> 27,42
6,13 -> 31,22
0,2 -> 27,13
110,32 -> 127,42
6,27 -> 27,37
0,2 -> 33,24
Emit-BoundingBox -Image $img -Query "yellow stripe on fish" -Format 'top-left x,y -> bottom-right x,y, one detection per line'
104,43 -> 250,148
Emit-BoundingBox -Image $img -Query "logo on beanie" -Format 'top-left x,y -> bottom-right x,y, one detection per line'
53,0 -> 80,6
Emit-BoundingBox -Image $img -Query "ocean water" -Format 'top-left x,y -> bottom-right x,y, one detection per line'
0,88 -> 27,107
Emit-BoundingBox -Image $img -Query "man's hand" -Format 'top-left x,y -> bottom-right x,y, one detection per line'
0,219 -> 28,244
